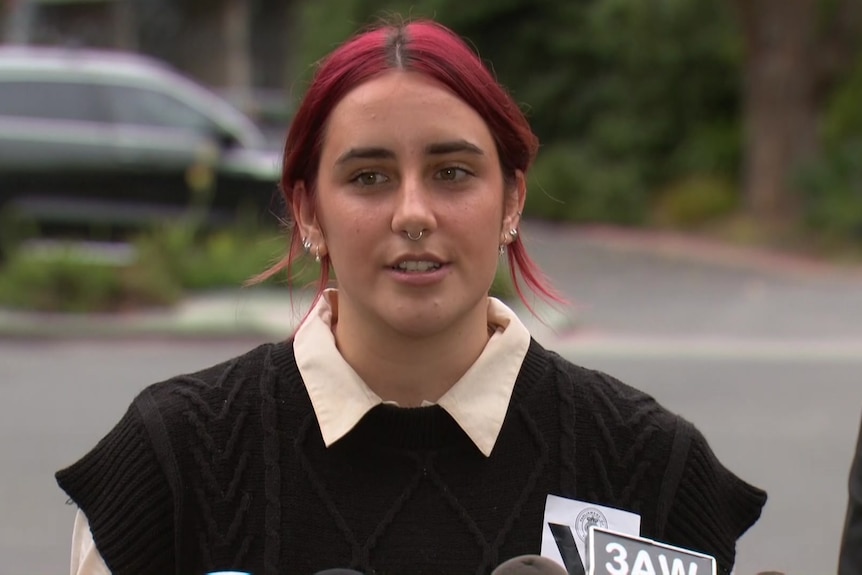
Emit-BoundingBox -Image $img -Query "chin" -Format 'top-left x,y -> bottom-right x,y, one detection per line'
387,316 -> 451,340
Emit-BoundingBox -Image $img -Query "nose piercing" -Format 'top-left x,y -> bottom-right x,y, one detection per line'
406,229 -> 424,241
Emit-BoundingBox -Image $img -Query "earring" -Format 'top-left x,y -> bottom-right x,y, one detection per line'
302,237 -> 312,252
508,228 -> 519,239
315,246 -> 321,263
499,244 -> 505,256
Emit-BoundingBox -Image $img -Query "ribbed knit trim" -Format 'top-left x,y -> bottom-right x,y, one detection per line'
665,428 -> 767,574
348,403 -> 470,449
56,404 -> 175,575
509,339 -> 552,404
654,417 -> 693,537
136,389 -> 184,575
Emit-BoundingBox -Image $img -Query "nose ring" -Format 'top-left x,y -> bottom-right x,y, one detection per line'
406,230 -> 424,241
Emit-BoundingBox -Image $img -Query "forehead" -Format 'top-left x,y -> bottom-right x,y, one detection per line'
321,71 -> 497,154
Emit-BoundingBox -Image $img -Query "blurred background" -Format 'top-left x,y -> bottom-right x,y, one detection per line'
0,0 -> 861,308
1,0 -> 862,574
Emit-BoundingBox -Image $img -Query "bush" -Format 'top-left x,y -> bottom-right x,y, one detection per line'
0,245 -> 180,312
651,174 -> 739,228
0,219 -> 301,312
794,140 -> 862,243
526,144 -> 648,224
131,226 -> 308,291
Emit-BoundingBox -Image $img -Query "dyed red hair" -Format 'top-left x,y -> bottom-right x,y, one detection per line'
254,19 -> 562,311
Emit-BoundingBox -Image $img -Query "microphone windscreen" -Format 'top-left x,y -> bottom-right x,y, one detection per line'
491,555 -> 569,575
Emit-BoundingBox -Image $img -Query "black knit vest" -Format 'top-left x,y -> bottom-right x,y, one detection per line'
56,339 -> 766,575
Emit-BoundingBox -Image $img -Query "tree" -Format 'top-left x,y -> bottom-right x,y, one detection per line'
730,0 -> 862,225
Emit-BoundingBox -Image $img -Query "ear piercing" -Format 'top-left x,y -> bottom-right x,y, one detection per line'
302,236 -> 322,262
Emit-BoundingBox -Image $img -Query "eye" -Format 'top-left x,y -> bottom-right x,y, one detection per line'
436,167 -> 471,182
351,171 -> 389,186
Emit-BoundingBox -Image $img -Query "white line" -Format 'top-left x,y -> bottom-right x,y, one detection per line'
548,334 -> 862,362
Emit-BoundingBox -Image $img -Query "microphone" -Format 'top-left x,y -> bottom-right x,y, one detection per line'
492,555 -> 569,575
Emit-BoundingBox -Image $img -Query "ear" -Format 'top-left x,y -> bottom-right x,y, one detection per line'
501,170 -> 527,233
292,181 -> 326,252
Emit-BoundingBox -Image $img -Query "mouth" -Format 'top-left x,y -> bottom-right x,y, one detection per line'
391,260 -> 444,273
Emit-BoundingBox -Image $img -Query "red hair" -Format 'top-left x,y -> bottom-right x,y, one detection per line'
254,19 -> 563,312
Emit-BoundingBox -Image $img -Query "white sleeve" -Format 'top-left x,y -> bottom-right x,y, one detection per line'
71,509 -> 112,575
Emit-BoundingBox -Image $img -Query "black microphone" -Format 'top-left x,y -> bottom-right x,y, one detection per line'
492,555 -> 569,575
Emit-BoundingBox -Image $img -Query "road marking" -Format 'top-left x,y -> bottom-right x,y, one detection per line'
549,333 -> 862,362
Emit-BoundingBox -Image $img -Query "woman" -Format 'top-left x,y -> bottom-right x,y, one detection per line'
56,18 -> 766,575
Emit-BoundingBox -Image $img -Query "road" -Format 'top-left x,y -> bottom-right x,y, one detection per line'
2,222 -> 862,574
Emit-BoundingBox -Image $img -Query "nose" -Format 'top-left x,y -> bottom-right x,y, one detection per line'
390,174 -> 437,238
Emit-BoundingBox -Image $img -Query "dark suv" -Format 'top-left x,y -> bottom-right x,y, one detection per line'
0,45 -> 284,238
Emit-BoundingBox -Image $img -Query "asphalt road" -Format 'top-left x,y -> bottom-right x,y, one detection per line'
2,223 -> 862,574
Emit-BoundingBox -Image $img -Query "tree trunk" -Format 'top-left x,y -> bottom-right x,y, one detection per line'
733,0 -> 820,225
114,0 -> 138,51
224,0 -> 252,113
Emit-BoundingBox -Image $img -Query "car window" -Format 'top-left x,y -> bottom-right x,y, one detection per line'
106,84 -> 216,132
0,80 -> 108,122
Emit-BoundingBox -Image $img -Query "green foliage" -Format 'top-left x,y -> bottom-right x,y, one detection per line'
526,144 -> 648,224
0,246 -> 179,313
823,53 -> 862,148
294,0 -> 743,220
131,226 -> 301,291
794,139 -> 862,242
652,174 -> 739,229
0,222 -> 304,313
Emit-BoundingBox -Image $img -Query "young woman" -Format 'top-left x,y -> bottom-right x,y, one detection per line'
56,19 -> 766,575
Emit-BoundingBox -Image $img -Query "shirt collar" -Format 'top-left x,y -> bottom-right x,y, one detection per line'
293,289 -> 531,457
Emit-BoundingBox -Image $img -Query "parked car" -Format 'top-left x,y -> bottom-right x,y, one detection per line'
0,45 -> 284,243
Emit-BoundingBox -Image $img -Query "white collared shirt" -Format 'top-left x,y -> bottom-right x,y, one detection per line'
296,289 -> 531,456
69,291 -> 531,575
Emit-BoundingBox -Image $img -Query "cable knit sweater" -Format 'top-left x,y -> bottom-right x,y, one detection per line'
56,339 -> 766,575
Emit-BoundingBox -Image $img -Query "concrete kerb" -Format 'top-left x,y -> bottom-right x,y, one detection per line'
0,289 -> 310,341
0,288 -> 579,342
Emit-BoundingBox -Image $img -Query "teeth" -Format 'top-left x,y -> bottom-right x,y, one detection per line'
397,260 -> 441,272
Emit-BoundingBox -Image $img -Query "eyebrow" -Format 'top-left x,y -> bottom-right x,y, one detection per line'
334,140 -> 485,166
335,147 -> 395,166
425,140 -> 485,156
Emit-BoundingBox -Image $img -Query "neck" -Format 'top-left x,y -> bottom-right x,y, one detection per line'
332,302 -> 491,407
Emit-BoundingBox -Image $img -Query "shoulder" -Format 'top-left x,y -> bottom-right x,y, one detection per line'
137,341 -> 293,422
540,346 -> 678,432
55,342 -> 291,574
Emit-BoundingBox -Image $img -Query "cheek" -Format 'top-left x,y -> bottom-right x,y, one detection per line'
454,194 -> 505,239
320,207 -> 384,269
